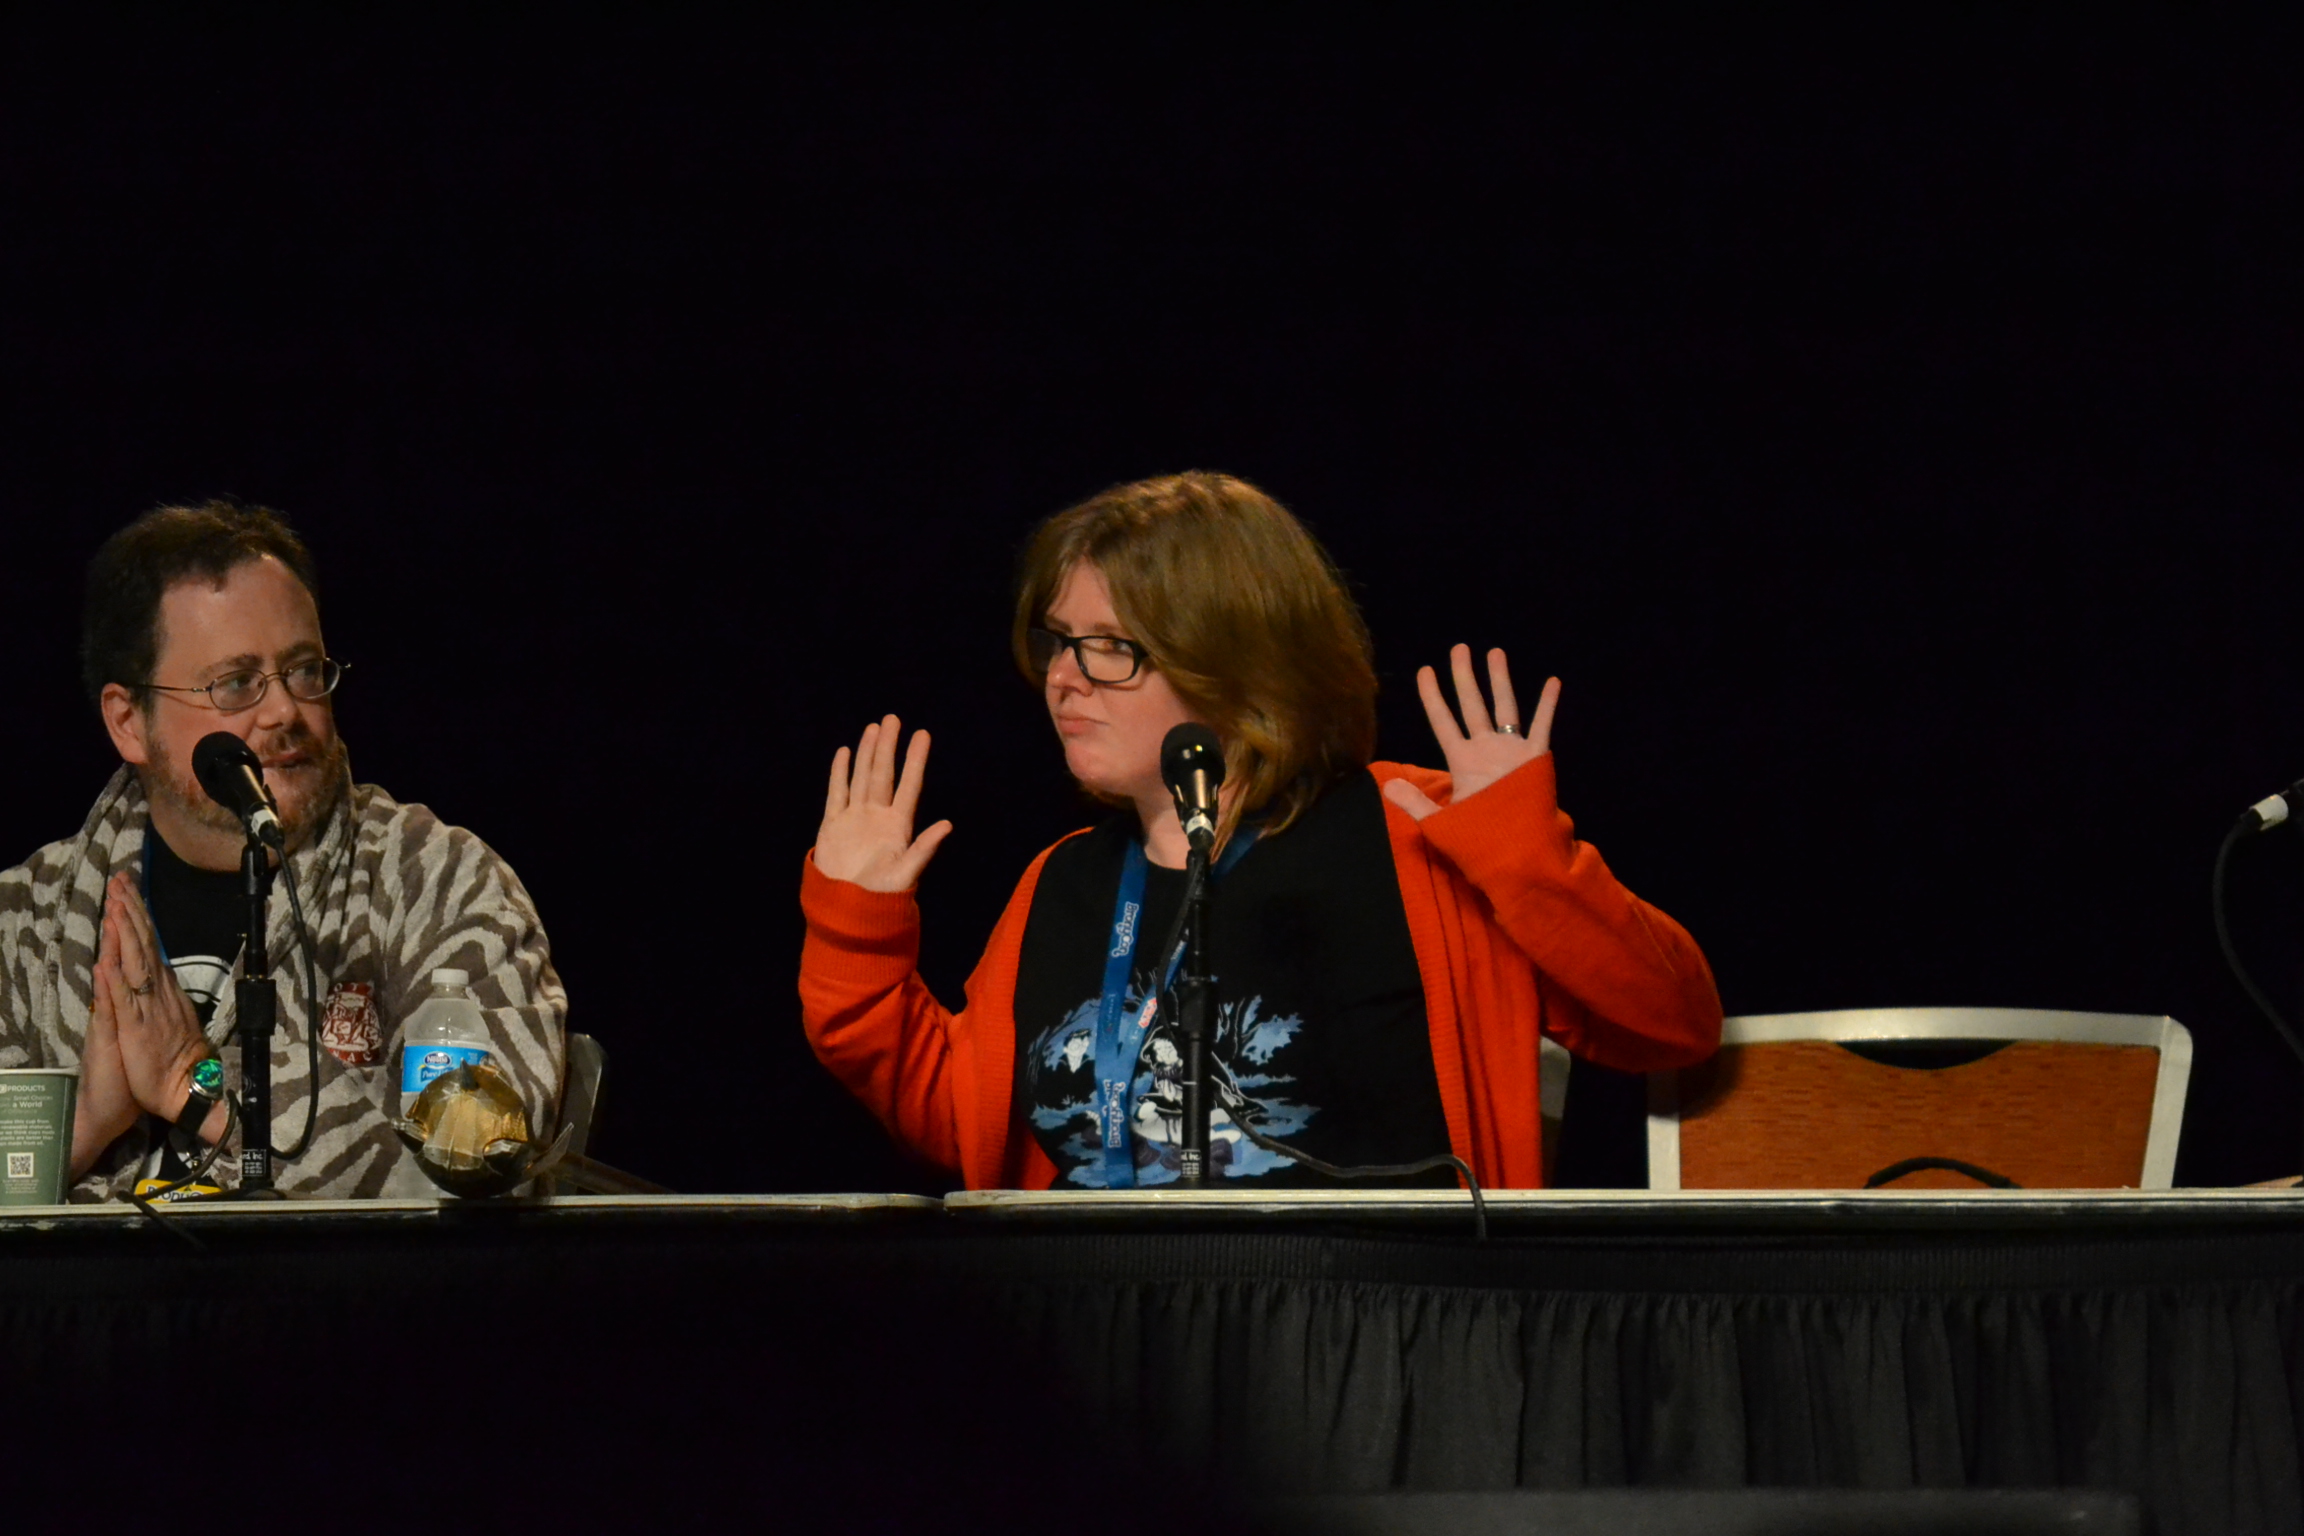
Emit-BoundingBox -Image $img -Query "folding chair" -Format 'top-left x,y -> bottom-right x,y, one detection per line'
1647,1008 -> 2192,1190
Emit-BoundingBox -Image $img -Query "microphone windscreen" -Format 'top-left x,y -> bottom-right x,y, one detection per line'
191,731 -> 264,810
1161,724 -> 1224,796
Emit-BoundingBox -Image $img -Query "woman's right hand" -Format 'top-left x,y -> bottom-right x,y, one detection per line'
813,715 -> 954,892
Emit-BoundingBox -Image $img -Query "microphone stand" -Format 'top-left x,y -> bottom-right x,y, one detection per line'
235,834 -> 278,1194
1175,840 -> 1214,1187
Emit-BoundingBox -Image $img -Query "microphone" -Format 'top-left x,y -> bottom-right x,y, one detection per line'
1161,724 -> 1225,855
2236,777 -> 2304,835
192,732 -> 285,849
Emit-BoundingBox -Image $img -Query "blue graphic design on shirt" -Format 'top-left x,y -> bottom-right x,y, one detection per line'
1023,980 -> 1314,1187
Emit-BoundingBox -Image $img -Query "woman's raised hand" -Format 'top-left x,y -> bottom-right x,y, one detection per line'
1382,645 -> 1561,823
814,715 -> 953,892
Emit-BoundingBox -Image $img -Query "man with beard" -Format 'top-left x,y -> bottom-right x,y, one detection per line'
0,502 -> 565,1199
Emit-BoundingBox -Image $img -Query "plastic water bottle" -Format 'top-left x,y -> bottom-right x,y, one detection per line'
399,968 -> 493,1115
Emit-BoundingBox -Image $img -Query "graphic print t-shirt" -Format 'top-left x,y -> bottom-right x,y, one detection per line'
1014,771 -> 1454,1187
142,832 -> 243,1177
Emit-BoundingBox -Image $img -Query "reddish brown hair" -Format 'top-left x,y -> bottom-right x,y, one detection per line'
1013,472 -> 1377,838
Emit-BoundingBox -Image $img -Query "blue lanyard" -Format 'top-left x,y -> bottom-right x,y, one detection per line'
1091,830 -> 1256,1187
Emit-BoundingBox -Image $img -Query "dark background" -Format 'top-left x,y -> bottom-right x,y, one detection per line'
1,14 -> 2297,1193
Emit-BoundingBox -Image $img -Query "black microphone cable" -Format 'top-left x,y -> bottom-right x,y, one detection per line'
1229,1116 -> 1488,1243
2213,792 -> 2304,1070
126,1094 -> 240,1250
1146,914 -> 1491,1242
270,852 -> 324,1161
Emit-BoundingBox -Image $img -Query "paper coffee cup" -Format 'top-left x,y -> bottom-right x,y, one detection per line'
0,1069 -> 79,1207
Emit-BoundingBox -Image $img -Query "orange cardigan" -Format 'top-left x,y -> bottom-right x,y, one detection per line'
798,755 -> 1722,1189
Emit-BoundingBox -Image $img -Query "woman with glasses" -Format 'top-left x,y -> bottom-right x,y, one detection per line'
801,472 -> 1721,1190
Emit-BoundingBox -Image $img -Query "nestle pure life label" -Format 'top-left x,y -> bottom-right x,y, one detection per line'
401,1041 -> 492,1100
0,1069 -> 79,1207
398,968 -> 494,1115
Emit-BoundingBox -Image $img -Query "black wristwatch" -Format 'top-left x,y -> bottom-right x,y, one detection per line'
173,1055 -> 226,1137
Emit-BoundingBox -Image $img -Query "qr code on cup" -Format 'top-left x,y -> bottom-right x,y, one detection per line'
5,1152 -> 33,1179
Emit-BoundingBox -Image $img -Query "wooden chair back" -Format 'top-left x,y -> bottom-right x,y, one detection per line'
1647,1008 -> 2191,1191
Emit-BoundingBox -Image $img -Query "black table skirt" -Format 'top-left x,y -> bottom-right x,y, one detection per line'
3,1201 -> 2300,1533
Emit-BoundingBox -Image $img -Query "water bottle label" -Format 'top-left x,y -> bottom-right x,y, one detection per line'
401,1042 -> 492,1097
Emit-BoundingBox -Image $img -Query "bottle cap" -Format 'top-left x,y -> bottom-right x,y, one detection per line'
431,968 -> 470,989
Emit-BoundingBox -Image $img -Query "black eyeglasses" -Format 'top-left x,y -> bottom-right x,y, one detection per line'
144,657 -> 348,715
1026,628 -> 1149,685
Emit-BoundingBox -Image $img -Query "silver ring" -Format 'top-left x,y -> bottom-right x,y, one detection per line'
1497,724 -> 1519,737
128,978 -> 156,997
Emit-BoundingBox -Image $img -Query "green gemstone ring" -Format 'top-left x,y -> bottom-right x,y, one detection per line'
190,1056 -> 225,1096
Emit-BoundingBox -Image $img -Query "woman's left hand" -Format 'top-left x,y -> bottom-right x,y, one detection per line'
1382,645 -> 1560,823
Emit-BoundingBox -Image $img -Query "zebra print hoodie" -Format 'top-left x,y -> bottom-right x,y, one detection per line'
0,766 -> 565,1200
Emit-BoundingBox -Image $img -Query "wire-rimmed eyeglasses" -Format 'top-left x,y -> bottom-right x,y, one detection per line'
1025,628 -> 1149,685
143,657 -> 349,715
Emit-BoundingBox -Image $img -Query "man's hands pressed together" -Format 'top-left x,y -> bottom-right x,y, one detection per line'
71,871 -> 225,1179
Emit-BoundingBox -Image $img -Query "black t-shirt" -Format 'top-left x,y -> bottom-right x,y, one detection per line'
145,832 -> 243,1026
142,831 -> 244,1176
1014,770 -> 1455,1187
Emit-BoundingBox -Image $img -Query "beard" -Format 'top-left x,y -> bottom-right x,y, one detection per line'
145,720 -> 352,855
